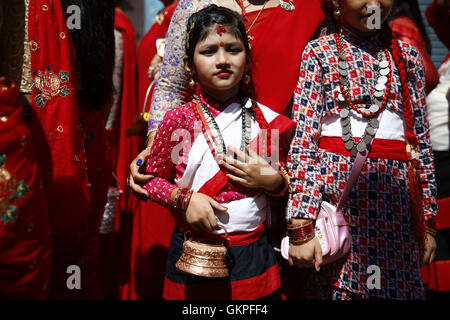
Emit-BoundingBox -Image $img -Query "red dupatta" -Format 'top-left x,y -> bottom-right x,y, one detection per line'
0,80 -> 52,299
28,0 -> 91,247
114,9 -> 140,222
247,0 -> 324,115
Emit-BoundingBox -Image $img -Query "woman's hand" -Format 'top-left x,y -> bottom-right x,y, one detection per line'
421,233 -> 437,266
128,148 -> 153,199
218,146 -> 283,192
183,192 -> 228,232
288,236 -> 323,272
128,131 -> 158,199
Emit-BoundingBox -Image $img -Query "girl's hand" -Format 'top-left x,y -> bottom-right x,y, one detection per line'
183,192 -> 228,232
218,146 -> 283,192
421,233 -> 437,266
288,236 -> 323,272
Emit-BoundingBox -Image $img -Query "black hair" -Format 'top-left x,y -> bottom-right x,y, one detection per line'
389,0 -> 432,54
185,5 -> 251,68
60,0 -> 115,111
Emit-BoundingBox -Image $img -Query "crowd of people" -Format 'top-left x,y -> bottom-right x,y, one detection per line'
0,0 -> 449,300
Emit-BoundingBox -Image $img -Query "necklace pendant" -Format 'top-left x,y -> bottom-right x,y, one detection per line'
357,141 -> 367,153
345,140 -> 354,151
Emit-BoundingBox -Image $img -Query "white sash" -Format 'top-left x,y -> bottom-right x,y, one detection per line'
176,99 -> 276,234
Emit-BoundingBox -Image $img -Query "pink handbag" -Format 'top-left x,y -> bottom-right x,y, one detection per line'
281,198 -> 352,265
280,113 -> 383,265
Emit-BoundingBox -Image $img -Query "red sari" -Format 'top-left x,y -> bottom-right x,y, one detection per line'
124,4 -> 178,300
97,8 -> 140,300
28,0 -> 96,298
244,0 -> 325,115
0,80 -> 52,299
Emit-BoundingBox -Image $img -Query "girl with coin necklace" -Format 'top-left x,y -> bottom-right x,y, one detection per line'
285,0 -> 438,299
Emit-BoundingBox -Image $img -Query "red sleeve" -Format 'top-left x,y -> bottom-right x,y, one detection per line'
389,17 -> 440,93
425,0 -> 450,50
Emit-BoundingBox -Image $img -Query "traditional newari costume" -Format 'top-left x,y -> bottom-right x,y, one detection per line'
287,27 -> 438,299
0,80 -> 52,299
144,94 -> 295,299
140,0 -> 323,299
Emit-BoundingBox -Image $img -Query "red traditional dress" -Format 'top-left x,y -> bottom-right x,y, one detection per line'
0,79 -> 52,299
144,94 -> 295,299
286,28 -> 438,299
125,2 -> 179,300
27,0 -> 98,299
98,8 -> 140,300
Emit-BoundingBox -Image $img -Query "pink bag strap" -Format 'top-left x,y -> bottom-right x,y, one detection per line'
336,111 -> 383,212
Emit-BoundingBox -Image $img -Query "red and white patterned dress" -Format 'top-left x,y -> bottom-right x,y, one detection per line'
287,28 -> 438,299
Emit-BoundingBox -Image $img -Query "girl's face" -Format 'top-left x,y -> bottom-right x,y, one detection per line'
338,0 -> 393,37
188,25 -> 248,103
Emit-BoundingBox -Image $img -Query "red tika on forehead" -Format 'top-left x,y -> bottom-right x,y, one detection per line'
216,25 -> 227,36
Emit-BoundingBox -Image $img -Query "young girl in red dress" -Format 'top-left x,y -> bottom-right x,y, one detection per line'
285,0 -> 438,299
143,5 -> 296,300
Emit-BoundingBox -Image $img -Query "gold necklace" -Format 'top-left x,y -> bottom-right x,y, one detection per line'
242,0 -> 269,48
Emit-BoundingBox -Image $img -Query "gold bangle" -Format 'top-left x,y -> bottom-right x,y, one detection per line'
146,130 -> 157,149
287,220 -> 313,229
290,232 -> 315,246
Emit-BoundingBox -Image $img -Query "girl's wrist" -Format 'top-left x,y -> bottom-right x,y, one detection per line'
264,172 -> 283,193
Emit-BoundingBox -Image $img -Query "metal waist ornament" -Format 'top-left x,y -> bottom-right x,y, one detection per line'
176,225 -> 231,278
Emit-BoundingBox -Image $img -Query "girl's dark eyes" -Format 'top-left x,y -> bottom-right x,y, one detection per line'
199,47 -> 243,55
200,49 -> 215,55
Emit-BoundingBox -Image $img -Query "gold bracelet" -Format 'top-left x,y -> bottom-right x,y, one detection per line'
146,130 -> 157,149
290,232 -> 315,246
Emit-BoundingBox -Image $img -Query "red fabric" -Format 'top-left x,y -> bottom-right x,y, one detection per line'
137,1 -> 179,111
389,17 -> 439,94
123,5 -> 178,300
28,0 -> 101,299
163,263 -> 280,300
0,81 -> 52,299
189,222 -> 266,247
247,0 -> 324,114
436,197 -> 450,230
29,0 -> 90,251
319,137 -> 407,161
421,260 -> 450,292
425,0 -> 450,51
112,9 -> 141,220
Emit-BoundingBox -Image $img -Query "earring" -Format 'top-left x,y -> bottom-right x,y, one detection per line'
334,8 -> 341,22
243,74 -> 251,85
188,78 -> 196,89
